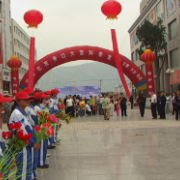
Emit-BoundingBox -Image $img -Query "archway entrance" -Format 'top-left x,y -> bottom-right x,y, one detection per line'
20,46 -> 147,94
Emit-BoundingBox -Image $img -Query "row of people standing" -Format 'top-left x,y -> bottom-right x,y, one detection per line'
0,87 -> 61,180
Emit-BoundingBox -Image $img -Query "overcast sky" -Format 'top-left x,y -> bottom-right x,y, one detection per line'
11,0 -> 141,66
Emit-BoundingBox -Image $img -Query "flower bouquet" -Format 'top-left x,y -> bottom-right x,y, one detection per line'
8,122 -> 33,150
56,112 -> 73,124
34,124 -> 55,143
58,104 -> 65,112
42,99 -> 50,109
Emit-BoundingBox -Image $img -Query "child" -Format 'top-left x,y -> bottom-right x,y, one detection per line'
115,99 -> 121,116
9,91 -> 39,180
109,99 -> 114,116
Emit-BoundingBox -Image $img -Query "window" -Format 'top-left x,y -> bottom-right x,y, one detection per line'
170,49 -> 179,68
136,50 -> 140,61
168,19 -> 177,40
131,52 -> 135,62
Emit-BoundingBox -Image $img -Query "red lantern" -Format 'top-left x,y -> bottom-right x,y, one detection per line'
7,56 -> 22,69
101,0 -> 122,19
7,56 -> 22,96
141,49 -> 156,64
24,10 -> 43,28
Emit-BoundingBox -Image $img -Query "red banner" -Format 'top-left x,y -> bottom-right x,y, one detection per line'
11,69 -> 19,96
145,64 -> 155,97
170,70 -> 180,85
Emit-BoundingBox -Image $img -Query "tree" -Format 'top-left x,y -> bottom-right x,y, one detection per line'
136,18 -> 167,91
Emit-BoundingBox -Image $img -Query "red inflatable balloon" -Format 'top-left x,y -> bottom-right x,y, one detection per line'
101,0 -> 122,19
24,10 -> 43,28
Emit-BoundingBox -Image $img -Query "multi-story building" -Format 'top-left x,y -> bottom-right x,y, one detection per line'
0,0 -> 12,91
128,0 -> 180,93
11,19 -> 30,81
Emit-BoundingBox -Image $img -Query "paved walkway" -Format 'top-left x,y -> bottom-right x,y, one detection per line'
16,108 -> 180,179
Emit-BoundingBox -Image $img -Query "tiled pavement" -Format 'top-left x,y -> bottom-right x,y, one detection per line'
9,107 -> 180,180
37,108 -> 180,180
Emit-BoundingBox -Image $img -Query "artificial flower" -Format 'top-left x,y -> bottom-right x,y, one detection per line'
2,132 -> 12,139
14,122 -> 22,130
34,126 -> 41,132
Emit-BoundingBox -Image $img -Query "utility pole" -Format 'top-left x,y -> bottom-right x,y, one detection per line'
100,79 -> 102,93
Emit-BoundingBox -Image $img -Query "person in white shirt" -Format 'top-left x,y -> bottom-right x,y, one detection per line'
101,94 -> 110,120
151,90 -> 157,119
65,95 -> 74,117
85,104 -> 92,115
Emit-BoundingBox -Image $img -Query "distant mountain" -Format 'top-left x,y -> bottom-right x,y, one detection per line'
38,61 -> 130,92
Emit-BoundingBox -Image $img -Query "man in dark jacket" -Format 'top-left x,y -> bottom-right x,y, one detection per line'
120,94 -> 127,116
129,94 -> 134,109
160,91 -> 166,119
137,90 -> 146,117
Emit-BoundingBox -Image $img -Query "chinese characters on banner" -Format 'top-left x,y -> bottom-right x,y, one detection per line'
145,64 -> 155,96
56,86 -> 101,99
11,69 -> 20,96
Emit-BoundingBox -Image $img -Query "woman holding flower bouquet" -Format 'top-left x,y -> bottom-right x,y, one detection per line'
0,94 -> 14,180
33,92 -> 50,169
9,92 -> 40,180
49,89 -> 60,147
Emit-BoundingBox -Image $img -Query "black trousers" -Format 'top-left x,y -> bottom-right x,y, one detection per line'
151,103 -> 157,118
130,102 -> 133,109
66,106 -> 74,117
139,101 -> 145,116
172,103 -> 176,115
121,105 -> 127,116
160,105 -> 166,119
176,106 -> 180,120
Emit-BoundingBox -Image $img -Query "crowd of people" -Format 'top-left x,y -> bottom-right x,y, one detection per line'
147,90 -> 180,120
60,93 -> 128,120
0,87 -> 61,180
0,88 -> 179,179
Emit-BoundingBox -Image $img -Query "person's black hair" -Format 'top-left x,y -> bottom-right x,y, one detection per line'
11,101 -> 18,114
32,99 -> 41,106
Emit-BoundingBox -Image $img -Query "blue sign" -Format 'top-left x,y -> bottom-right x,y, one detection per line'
55,86 -> 101,99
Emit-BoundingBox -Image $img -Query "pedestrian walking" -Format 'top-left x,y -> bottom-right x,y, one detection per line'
101,94 -> 110,120
137,90 -> 146,117
109,99 -> 114,116
115,99 -> 121,116
165,93 -> 171,114
175,91 -> 180,120
159,91 -> 166,119
120,94 -> 127,116
171,92 -> 176,115
129,94 -> 134,109
151,90 -> 157,119
156,92 -> 161,117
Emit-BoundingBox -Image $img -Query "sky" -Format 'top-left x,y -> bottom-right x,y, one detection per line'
11,0 -> 141,66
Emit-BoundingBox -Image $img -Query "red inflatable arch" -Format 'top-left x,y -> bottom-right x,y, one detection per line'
20,46 -> 147,93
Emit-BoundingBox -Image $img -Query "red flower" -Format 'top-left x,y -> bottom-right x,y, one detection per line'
2,132 -> 12,139
0,173 -> 3,178
17,130 -> 24,139
22,134 -> 32,141
34,126 -> 41,132
9,123 -> 15,130
42,122 -> 51,129
59,123 -> 62,127
14,122 -> 22,130
45,130 -> 51,136
48,127 -> 55,136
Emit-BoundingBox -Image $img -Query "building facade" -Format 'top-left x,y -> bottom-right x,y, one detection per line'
0,0 -> 12,91
11,19 -> 30,81
128,0 -> 180,93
